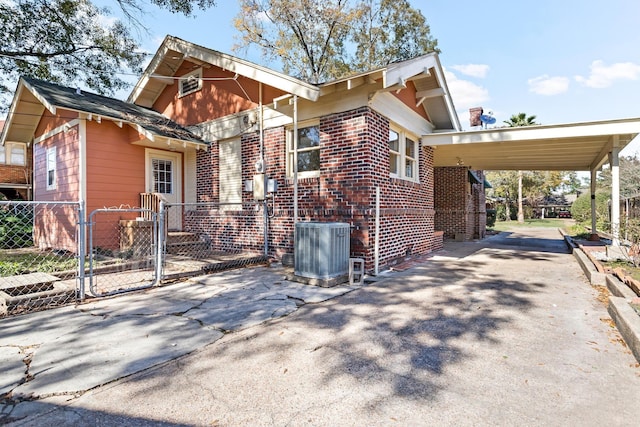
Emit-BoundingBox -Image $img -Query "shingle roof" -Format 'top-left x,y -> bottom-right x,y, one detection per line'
22,77 -> 205,144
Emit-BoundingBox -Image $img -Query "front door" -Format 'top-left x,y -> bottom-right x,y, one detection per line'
146,149 -> 182,231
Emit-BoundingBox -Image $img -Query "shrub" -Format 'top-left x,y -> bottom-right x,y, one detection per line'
0,209 -> 33,249
486,209 -> 497,228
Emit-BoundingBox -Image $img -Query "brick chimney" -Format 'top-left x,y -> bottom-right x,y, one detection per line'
469,107 -> 483,127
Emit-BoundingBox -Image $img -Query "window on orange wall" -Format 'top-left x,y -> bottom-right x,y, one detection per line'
46,147 -> 57,190
389,125 -> 419,182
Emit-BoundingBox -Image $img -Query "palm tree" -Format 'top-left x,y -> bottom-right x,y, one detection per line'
504,113 -> 539,223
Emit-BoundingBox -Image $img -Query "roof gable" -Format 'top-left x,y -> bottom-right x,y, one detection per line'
128,35 -> 320,108
1,77 -> 205,146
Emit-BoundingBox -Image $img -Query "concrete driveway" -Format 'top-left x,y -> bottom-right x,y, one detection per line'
3,227 -> 640,426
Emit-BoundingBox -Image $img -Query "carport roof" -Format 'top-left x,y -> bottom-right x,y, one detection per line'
422,117 -> 640,171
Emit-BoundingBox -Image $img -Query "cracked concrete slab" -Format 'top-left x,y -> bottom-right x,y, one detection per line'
183,297 -> 300,331
10,314 -> 223,398
1,265 -> 357,407
0,346 -> 25,394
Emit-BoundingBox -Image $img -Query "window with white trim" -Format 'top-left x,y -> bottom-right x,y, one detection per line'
46,147 -> 57,190
389,127 -> 418,181
179,68 -> 203,97
0,142 -> 26,166
287,122 -> 320,178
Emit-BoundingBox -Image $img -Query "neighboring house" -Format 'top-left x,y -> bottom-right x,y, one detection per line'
1,35 -> 484,271
0,119 -> 32,200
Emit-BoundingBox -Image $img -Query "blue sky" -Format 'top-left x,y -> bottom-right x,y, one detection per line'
111,0 -> 640,155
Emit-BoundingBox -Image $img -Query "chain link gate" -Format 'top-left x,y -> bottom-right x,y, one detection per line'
87,208 -> 161,297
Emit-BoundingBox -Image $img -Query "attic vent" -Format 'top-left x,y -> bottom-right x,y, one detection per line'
179,68 -> 202,97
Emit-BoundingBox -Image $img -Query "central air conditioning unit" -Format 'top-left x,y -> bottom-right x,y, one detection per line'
295,222 -> 350,280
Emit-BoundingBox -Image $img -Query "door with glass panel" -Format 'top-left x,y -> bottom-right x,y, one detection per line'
146,149 -> 182,230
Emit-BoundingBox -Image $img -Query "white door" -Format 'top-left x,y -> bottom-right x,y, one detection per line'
146,149 -> 182,231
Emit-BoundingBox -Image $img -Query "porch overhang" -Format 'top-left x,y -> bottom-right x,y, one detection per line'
422,118 -> 640,171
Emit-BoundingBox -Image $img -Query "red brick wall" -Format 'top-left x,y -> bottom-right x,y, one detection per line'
434,166 -> 487,240
193,106 -> 438,272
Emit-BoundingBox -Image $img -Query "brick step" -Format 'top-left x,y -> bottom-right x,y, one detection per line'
166,240 -> 209,255
166,232 -> 202,245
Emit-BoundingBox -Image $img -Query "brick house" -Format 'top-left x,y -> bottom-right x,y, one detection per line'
0,120 -> 32,200
2,35 -> 487,272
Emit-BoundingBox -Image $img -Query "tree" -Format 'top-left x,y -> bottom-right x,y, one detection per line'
503,113 -> 539,223
597,154 -> 640,198
0,0 -> 216,111
233,0 -> 438,84
350,0 -> 439,71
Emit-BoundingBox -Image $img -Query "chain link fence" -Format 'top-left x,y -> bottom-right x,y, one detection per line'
162,201 -> 268,280
1,200 -> 270,318
0,201 -> 80,317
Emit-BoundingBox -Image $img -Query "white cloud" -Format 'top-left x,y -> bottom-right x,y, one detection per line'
575,60 -> 640,88
527,75 -> 570,95
444,69 -> 490,113
450,64 -> 490,78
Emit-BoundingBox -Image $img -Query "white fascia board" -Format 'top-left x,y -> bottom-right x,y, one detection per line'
431,54 -> 461,131
370,92 -> 434,136
128,42 -> 172,103
22,79 -> 56,116
422,118 -> 640,146
383,54 -> 437,89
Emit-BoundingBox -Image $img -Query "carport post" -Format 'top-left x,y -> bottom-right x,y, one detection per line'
590,169 -> 598,241
610,144 -> 621,246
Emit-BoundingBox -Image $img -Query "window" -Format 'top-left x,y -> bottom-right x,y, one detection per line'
10,144 -> 25,166
179,68 -> 202,97
287,123 -> 320,177
46,147 -> 57,190
0,142 -> 26,166
389,126 -> 418,181
152,159 -> 173,194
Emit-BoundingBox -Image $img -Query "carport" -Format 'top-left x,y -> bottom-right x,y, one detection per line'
422,117 -> 640,244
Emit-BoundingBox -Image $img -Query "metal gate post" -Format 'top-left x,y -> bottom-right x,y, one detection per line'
77,200 -> 86,301
155,200 -> 165,283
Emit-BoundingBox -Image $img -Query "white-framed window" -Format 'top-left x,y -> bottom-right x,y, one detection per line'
179,68 -> 203,97
0,142 -> 26,166
46,147 -> 57,190
287,122 -> 320,178
389,126 -> 419,181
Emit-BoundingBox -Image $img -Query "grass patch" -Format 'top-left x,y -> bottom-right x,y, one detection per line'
490,218 -> 572,232
0,249 -> 79,276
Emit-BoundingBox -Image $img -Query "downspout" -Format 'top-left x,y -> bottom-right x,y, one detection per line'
590,168 -> 598,241
293,95 -> 299,226
259,83 -> 268,256
374,186 -> 380,275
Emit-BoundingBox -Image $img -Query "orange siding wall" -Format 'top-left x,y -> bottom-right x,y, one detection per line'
34,121 -> 80,202
85,121 -> 146,215
33,117 -> 80,251
392,80 -> 430,121
153,62 -> 285,127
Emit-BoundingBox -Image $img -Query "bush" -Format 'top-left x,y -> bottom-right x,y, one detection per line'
486,209 -> 497,228
571,191 -> 610,230
0,209 -> 33,249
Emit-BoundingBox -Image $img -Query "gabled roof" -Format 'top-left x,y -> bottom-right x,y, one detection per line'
1,77 -> 205,146
129,35 -> 321,107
